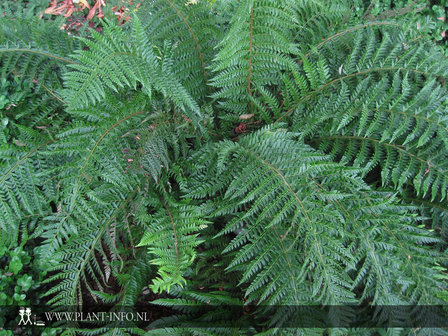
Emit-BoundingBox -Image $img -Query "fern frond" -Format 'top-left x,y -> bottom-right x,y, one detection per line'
137,194 -> 208,293
63,17 -> 200,122
0,16 -> 78,89
33,94 -> 147,262
211,0 -> 303,117
147,283 -> 251,335
187,127 -> 445,316
250,24 -> 448,202
138,0 -> 220,101
0,137 -> 54,247
303,68 -> 448,201
43,188 -> 139,306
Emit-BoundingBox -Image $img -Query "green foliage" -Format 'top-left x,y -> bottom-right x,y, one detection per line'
0,0 -> 447,335
137,196 -> 209,293
357,0 -> 448,53
285,26 -> 448,201
138,0 -> 220,102
63,16 -> 200,121
187,127 -> 443,308
0,234 -> 51,331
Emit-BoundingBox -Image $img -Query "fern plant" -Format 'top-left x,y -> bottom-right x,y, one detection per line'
0,0 -> 447,335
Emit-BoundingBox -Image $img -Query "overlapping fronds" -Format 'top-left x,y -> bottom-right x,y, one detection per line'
63,17 -> 200,122
146,284 -> 251,335
313,75 -> 448,202
137,0 -> 220,101
0,15 -> 78,89
252,25 -> 448,202
0,141 -> 52,246
211,0 -> 302,116
42,188 -> 139,306
186,127 -> 445,315
1,1 -> 447,335
137,193 -> 208,293
34,93 -> 147,262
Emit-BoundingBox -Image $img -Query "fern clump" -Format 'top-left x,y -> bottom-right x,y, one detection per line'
0,0 -> 446,335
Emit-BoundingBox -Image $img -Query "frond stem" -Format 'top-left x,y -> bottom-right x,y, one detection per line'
164,0 -> 209,87
276,66 -> 439,123
0,48 -> 76,64
68,110 -> 145,212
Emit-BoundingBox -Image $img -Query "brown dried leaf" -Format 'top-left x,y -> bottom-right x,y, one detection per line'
238,113 -> 254,120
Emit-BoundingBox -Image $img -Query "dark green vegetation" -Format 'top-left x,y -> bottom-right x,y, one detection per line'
0,0 -> 447,335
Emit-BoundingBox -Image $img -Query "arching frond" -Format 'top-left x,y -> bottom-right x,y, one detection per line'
186,128 -> 445,317
63,17 -> 200,122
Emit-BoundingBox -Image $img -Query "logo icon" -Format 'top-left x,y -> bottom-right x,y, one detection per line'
18,307 -> 45,326
18,307 -> 32,326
